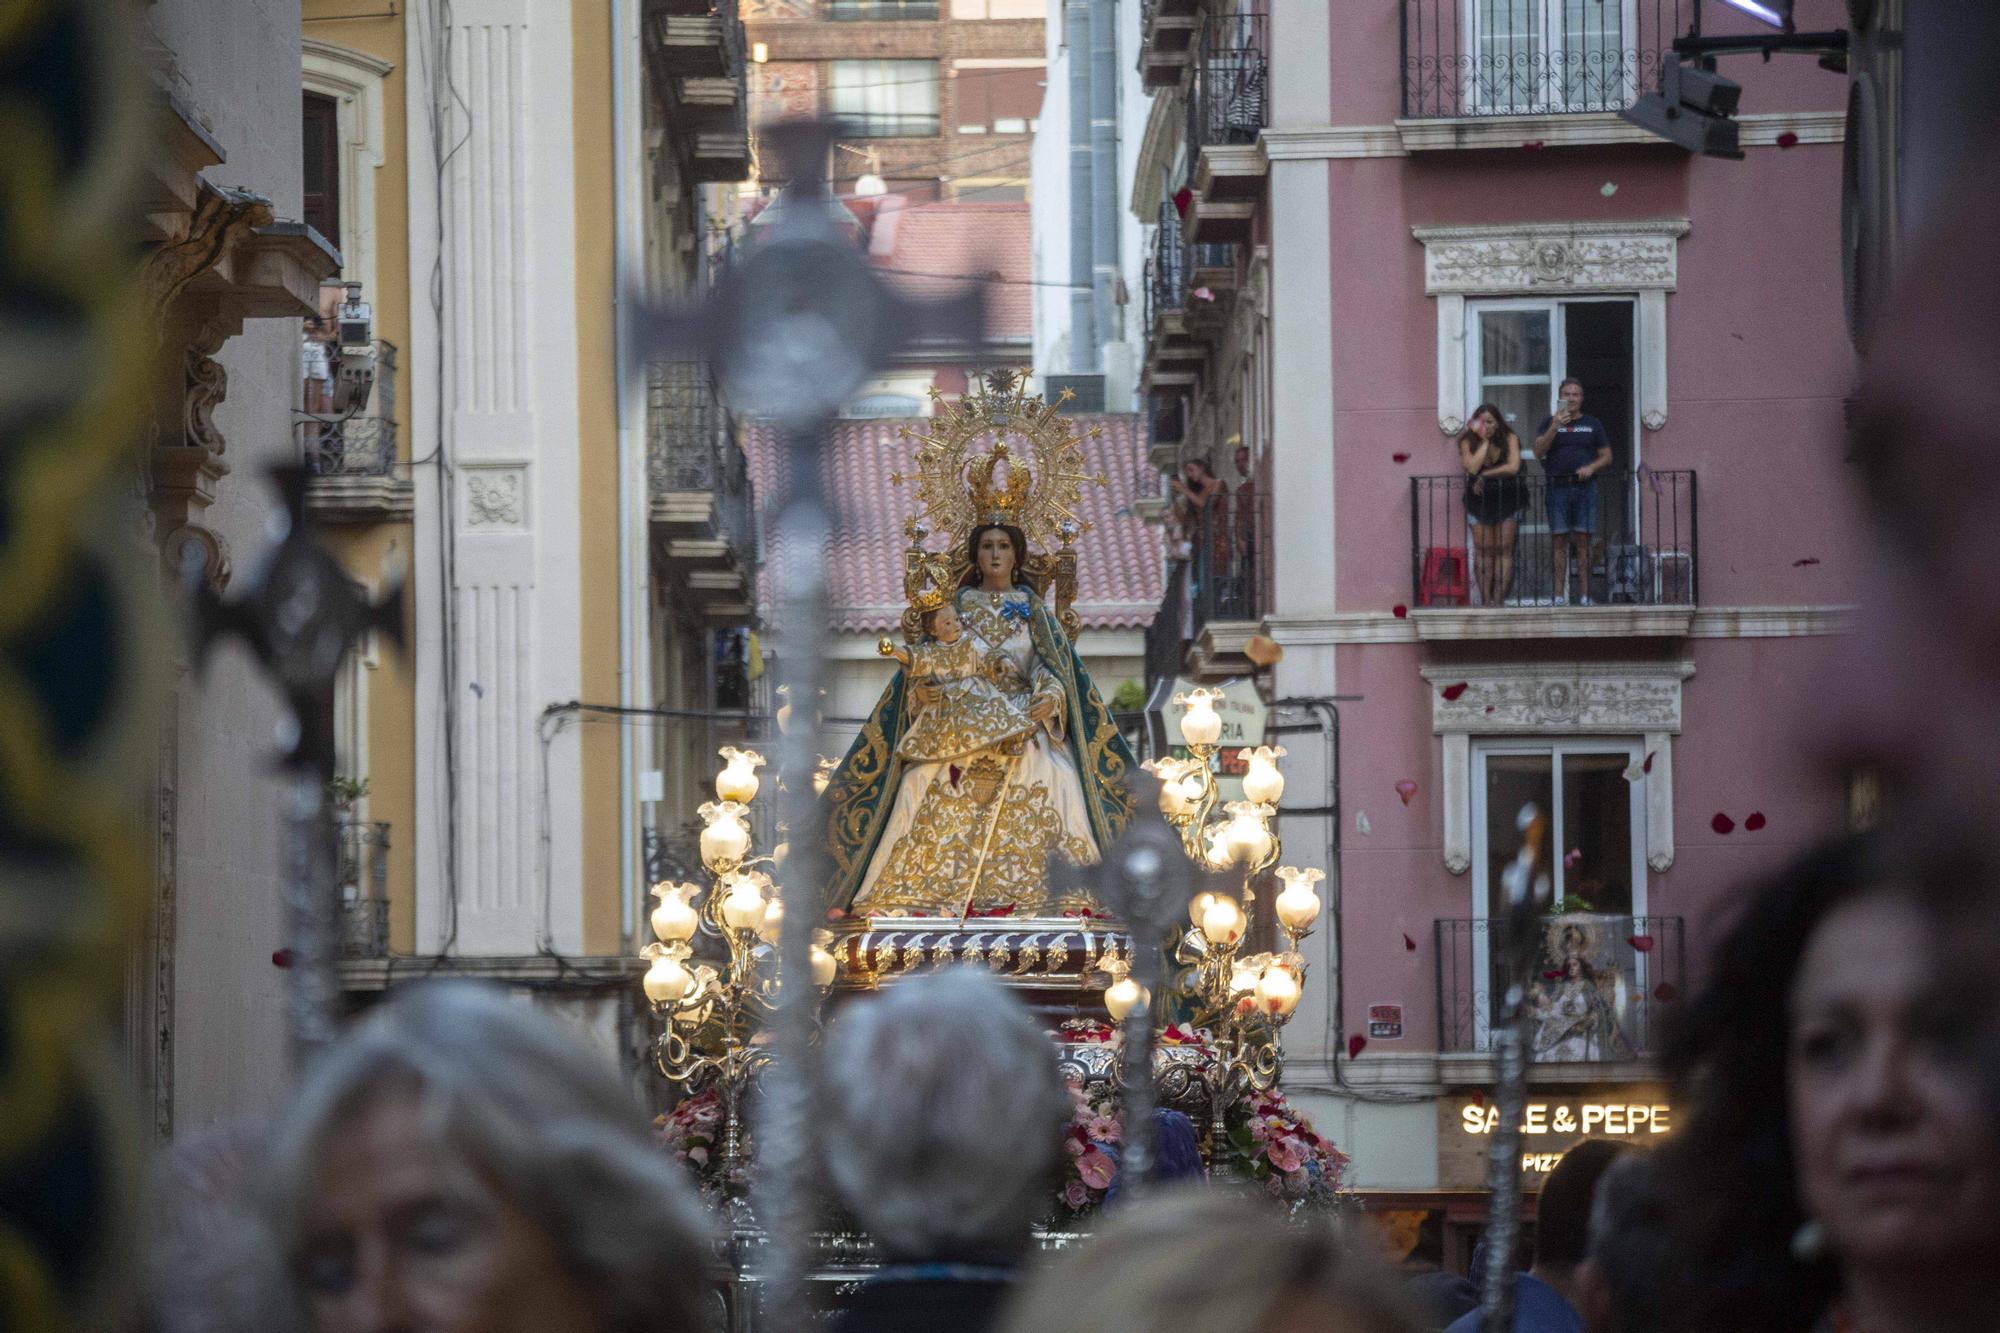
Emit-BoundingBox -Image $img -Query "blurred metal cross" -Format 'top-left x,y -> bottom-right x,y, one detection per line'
632,117 -> 985,1325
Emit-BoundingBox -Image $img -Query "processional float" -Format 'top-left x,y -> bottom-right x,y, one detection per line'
635,257 -> 1344,1316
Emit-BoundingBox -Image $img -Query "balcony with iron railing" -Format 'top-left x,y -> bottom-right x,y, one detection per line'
1184,10 -> 1267,234
1410,468 -> 1696,634
303,341 -> 410,523
1147,490 -> 1267,684
336,820 -> 392,959
1400,0 -> 1685,122
648,358 -> 758,620
648,0 -> 751,183
1436,914 -> 1684,1061
1139,0 -> 1201,90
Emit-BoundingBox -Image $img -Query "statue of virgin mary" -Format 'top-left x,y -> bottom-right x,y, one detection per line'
820,376 -> 1136,917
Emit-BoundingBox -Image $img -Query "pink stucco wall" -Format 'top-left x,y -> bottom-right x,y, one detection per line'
1295,22 -> 1864,1051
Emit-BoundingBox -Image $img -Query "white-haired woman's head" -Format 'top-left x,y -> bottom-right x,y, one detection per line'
258,981 -> 713,1333
818,966 -> 1068,1261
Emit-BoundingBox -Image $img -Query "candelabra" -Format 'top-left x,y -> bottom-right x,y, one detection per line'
639,747 -> 837,1172
1136,691 -> 1328,1123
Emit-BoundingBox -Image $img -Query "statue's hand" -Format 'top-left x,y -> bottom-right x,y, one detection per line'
1028,694 -> 1061,731
910,678 -> 943,710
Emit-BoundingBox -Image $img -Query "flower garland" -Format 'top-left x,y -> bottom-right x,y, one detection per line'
654,1031 -> 1350,1218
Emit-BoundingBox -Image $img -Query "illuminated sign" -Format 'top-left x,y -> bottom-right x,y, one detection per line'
1460,1101 -> 1672,1137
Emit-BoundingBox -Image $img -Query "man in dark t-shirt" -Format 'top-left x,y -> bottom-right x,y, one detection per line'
1533,378 -> 1613,605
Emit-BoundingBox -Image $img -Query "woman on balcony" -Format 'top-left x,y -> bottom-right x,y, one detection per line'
1458,403 -> 1524,606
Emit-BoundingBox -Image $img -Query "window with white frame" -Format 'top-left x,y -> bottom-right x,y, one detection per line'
828,60 -> 941,138
1468,0 -> 1636,114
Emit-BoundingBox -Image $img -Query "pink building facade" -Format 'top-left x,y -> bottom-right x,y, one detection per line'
1136,0 -> 1861,1230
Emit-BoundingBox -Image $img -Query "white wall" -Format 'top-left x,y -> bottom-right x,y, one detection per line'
409,0 -> 588,956
1030,0 -> 1151,410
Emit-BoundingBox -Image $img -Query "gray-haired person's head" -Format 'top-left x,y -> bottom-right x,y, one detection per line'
258,981 -> 714,1333
818,966 -> 1068,1261
1578,1150 -> 1670,1333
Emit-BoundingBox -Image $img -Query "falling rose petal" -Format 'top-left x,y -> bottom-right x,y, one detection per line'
1522,139 -> 1547,151
1776,130 -> 1799,149
1469,1089 -> 1485,1107
1392,452 -> 1410,463
1402,932 -> 1417,952
1643,752 -> 1655,774
1792,557 -> 1821,567
1712,812 -> 1736,835
1395,779 -> 1419,806
1629,934 -> 1655,954
1441,681 -> 1469,702
1543,969 -> 1564,981
1622,759 -> 1645,783
1601,182 -> 1618,197
1392,604 -> 1408,619
271,948 -> 295,969
825,907 -> 848,921
1654,983 -> 1679,1002
1346,1035 -> 1368,1060
1563,848 -> 1583,870
1356,811 -> 1372,835
1744,811 -> 1767,831
1192,286 -> 1217,302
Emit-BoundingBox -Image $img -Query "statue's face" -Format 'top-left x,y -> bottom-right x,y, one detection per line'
977,528 -> 1016,585
928,604 -> 962,642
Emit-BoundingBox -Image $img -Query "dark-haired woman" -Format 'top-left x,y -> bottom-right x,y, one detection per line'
1652,838 -> 2000,1333
825,521 -> 1136,918
1459,404 -> 1524,606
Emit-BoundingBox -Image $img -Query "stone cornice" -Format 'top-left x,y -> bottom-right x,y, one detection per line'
1261,110 -> 1845,161
1412,216 -> 1690,295
1265,605 -> 1853,645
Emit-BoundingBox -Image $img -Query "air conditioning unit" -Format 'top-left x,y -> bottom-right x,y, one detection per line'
1042,374 -> 1105,414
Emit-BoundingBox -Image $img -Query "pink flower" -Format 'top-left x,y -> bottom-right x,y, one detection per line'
1087,1115 -> 1122,1143
1246,1116 -> 1269,1144
1077,1148 -> 1116,1190
686,1145 -> 709,1167
1266,1135 -> 1305,1174
1064,1180 -> 1090,1209
1065,1135 -> 1087,1157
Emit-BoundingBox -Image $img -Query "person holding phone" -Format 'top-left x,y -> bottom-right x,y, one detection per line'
1533,378 -> 1613,606
1459,402 -> 1525,606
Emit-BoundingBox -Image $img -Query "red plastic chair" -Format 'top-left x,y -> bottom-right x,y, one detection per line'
1419,547 -> 1470,607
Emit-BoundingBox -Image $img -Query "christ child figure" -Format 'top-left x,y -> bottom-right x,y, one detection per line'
883,602 -> 1034,763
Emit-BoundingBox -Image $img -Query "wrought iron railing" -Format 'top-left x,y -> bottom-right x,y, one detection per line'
1145,557 -> 1190,689
1186,487 -> 1264,631
302,340 -> 399,477
1145,204 -> 1186,344
648,359 -> 758,564
1186,11 -> 1267,154
1400,0 -> 1686,119
1410,468 -> 1696,608
335,819 -> 391,959
1436,914 -> 1685,1059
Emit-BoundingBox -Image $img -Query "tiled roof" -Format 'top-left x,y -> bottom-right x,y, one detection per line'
745,413 -> 1163,633
868,200 -> 1033,343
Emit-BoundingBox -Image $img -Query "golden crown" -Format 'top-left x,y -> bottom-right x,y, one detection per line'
968,441 -> 1032,526
908,570 -> 951,612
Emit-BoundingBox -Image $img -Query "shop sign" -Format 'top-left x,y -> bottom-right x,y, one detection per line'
1435,1085 -> 1674,1189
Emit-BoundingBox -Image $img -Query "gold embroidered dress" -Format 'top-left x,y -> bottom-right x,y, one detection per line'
854,587 -> 1100,915
893,632 -> 1033,764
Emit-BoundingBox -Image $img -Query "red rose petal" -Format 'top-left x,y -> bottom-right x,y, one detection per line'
1776,130 -> 1799,148
1484,705 -> 1495,714
1441,681 -> 1469,702
1711,812 -> 1735,834
1395,779 -> 1418,806
1744,811 -> 1767,831
1402,932 -> 1417,952
1522,139 -> 1547,151
1346,1035 -> 1368,1060
1654,983 -> 1679,1002
1543,969 -> 1564,981
1629,934 -> 1655,953
1392,452 -> 1410,463
271,948 -> 295,969
1470,1089 -> 1485,1107
1642,751 -> 1655,774
1563,848 -> 1583,870
1792,557 -> 1820,567
1392,604 -> 1408,619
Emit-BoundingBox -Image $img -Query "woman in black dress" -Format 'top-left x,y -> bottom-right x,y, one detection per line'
1459,403 -> 1524,606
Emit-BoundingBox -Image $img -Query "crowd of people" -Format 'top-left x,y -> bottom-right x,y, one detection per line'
131,137 -> 2000,1333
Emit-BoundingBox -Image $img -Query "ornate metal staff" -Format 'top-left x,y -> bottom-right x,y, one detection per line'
1481,802 -> 1549,1333
190,468 -> 403,1055
633,118 -> 982,1323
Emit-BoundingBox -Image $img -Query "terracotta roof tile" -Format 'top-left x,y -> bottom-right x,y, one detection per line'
746,413 -> 1163,632
868,200 -> 1033,342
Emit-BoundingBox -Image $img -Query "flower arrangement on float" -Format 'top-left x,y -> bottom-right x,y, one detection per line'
1223,1087 -> 1350,1208
652,1087 -> 750,1202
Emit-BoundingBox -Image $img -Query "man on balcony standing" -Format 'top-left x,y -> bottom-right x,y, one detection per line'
1533,379 -> 1613,606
